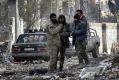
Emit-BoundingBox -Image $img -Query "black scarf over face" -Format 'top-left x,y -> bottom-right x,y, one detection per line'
74,14 -> 80,25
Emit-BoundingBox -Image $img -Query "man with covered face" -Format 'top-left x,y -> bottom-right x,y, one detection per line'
46,13 -> 62,73
73,14 -> 89,66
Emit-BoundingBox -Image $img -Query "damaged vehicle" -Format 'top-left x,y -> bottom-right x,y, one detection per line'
12,32 -> 48,61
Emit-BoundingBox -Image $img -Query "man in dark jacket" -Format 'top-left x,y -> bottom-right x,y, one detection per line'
73,14 -> 89,65
72,10 -> 88,46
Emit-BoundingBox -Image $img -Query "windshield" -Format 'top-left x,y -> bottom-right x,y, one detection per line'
16,34 -> 47,43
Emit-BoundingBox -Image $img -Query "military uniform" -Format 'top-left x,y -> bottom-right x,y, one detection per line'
75,40 -> 89,64
46,23 -> 61,72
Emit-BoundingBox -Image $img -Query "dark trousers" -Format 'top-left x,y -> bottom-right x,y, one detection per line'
58,46 -> 65,71
75,40 -> 89,64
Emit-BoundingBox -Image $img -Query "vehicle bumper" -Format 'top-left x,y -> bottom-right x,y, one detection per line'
12,52 -> 49,58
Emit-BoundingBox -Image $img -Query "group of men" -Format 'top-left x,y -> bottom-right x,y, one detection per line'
46,9 -> 89,73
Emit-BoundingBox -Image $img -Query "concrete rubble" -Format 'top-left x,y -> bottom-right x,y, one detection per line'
0,54 -> 118,80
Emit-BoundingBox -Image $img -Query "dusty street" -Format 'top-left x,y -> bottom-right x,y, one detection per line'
0,54 -> 118,80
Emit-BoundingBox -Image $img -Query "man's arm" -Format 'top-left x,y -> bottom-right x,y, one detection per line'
65,24 -> 71,37
47,24 -> 62,35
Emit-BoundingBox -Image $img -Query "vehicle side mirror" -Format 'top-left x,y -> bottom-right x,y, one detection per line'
90,32 -> 95,37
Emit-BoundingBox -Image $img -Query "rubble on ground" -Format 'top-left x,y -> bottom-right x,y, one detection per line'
112,55 -> 119,64
0,54 -> 118,80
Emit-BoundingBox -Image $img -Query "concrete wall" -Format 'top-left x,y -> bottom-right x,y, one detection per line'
89,23 -> 117,54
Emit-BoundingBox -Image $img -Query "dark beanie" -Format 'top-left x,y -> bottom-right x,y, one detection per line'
50,13 -> 56,18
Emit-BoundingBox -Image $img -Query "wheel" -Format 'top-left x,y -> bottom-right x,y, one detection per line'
92,44 -> 99,58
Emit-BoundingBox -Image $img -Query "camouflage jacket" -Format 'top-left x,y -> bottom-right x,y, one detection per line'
46,23 -> 61,47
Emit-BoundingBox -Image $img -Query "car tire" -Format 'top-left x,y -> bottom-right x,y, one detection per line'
92,44 -> 99,58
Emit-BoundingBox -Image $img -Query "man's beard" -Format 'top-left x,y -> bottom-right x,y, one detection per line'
51,19 -> 58,24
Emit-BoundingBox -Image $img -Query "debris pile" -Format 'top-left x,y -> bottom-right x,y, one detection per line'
0,55 -> 118,80
112,55 -> 119,64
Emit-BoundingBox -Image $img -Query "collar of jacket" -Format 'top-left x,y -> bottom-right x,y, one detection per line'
80,15 -> 84,20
